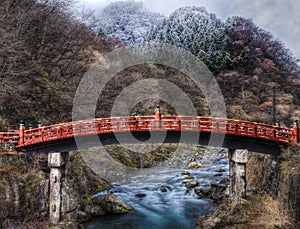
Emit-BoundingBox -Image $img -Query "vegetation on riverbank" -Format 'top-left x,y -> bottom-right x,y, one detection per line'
0,150 -> 114,228
0,144 -> 298,228
197,146 -> 300,228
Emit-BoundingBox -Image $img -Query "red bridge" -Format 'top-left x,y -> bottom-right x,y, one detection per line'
0,110 -> 299,154
1,111 -> 299,225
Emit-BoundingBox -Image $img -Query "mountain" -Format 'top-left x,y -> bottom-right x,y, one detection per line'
0,0 -> 299,129
147,7 -> 299,125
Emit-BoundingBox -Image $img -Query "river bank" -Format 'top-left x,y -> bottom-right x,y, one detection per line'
0,144 -> 298,228
0,150 -> 115,228
0,144 -> 229,228
196,146 -> 300,229
84,152 -> 229,228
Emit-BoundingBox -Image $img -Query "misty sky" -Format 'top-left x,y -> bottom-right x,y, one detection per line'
77,0 -> 300,60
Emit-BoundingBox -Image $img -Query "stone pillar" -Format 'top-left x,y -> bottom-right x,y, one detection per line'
48,152 -> 65,225
228,149 -> 248,203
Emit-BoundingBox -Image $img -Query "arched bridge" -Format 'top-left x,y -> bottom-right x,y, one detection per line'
1,110 -> 299,225
0,112 -> 299,155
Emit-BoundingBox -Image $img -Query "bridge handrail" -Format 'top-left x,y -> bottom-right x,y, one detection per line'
0,116 -> 298,148
0,131 -> 19,143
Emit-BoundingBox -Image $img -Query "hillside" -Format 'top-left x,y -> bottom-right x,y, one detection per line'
0,0 -> 98,129
0,0 -> 299,130
94,3 -> 300,126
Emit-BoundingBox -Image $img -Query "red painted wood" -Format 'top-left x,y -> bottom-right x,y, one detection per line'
0,116 -> 298,148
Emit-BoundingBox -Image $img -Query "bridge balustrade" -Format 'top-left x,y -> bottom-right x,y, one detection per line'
24,128 -> 43,145
0,132 -> 19,143
161,119 -> 180,131
256,124 -> 276,141
225,120 -> 238,135
61,123 -> 74,139
180,117 -> 199,131
236,121 -> 257,138
198,117 -> 212,132
97,118 -> 113,134
74,120 -> 98,136
128,117 -> 139,132
136,119 -> 152,131
136,116 -> 156,131
274,128 -> 294,144
110,118 -> 123,132
41,126 -> 62,143
0,116 -> 299,148
211,118 -> 229,133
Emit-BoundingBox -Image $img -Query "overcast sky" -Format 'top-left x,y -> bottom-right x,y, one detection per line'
77,0 -> 300,60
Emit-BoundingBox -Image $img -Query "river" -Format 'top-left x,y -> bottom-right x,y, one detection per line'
85,157 -> 229,229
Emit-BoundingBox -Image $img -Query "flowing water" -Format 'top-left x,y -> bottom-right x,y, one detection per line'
85,159 -> 228,229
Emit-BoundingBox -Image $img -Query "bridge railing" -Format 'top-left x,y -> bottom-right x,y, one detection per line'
0,116 -> 298,148
0,131 -> 19,143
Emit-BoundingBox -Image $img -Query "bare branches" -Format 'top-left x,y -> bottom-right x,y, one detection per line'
0,0 -> 96,128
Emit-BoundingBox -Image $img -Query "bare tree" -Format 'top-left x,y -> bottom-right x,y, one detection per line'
0,0 -> 96,128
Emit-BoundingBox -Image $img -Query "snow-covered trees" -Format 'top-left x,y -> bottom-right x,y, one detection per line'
91,2 -> 298,75
149,7 -> 228,69
98,1 -> 164,45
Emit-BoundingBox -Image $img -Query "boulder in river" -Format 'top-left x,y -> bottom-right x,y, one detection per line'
160,186 -> 169,192
181,171 -> 191,176
185,180 -> 199,189
194,187 -> 212,199
84,203 -> 105,217
91,194 -> 134,214
188,161 -> 203,169
211,183 -> 227,201
135,193 -> 146,198
185,175 -> 195,180
214,168 -> 226,173
217,177 -> 229,185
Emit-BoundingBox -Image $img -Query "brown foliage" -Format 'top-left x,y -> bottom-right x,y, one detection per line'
0,0 -> 96,129
0,3 -> 299,130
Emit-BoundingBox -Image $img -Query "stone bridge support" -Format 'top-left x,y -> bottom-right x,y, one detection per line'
48,152 -> 65,225
228,149 -> 248,203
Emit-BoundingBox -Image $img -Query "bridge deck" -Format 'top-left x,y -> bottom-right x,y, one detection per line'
0,116 -> 298,152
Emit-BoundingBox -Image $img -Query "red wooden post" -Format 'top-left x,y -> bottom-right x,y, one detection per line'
19,120 -> 25,146
293,120 -> 299,143
155,105 -> 161,128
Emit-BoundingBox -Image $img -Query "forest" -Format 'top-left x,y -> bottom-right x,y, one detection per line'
0,0 -> 299,130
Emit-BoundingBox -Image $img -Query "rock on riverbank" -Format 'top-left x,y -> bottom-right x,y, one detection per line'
0,150 -> 133,229
0,145 -> 230,228
196,149 -> 300,229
